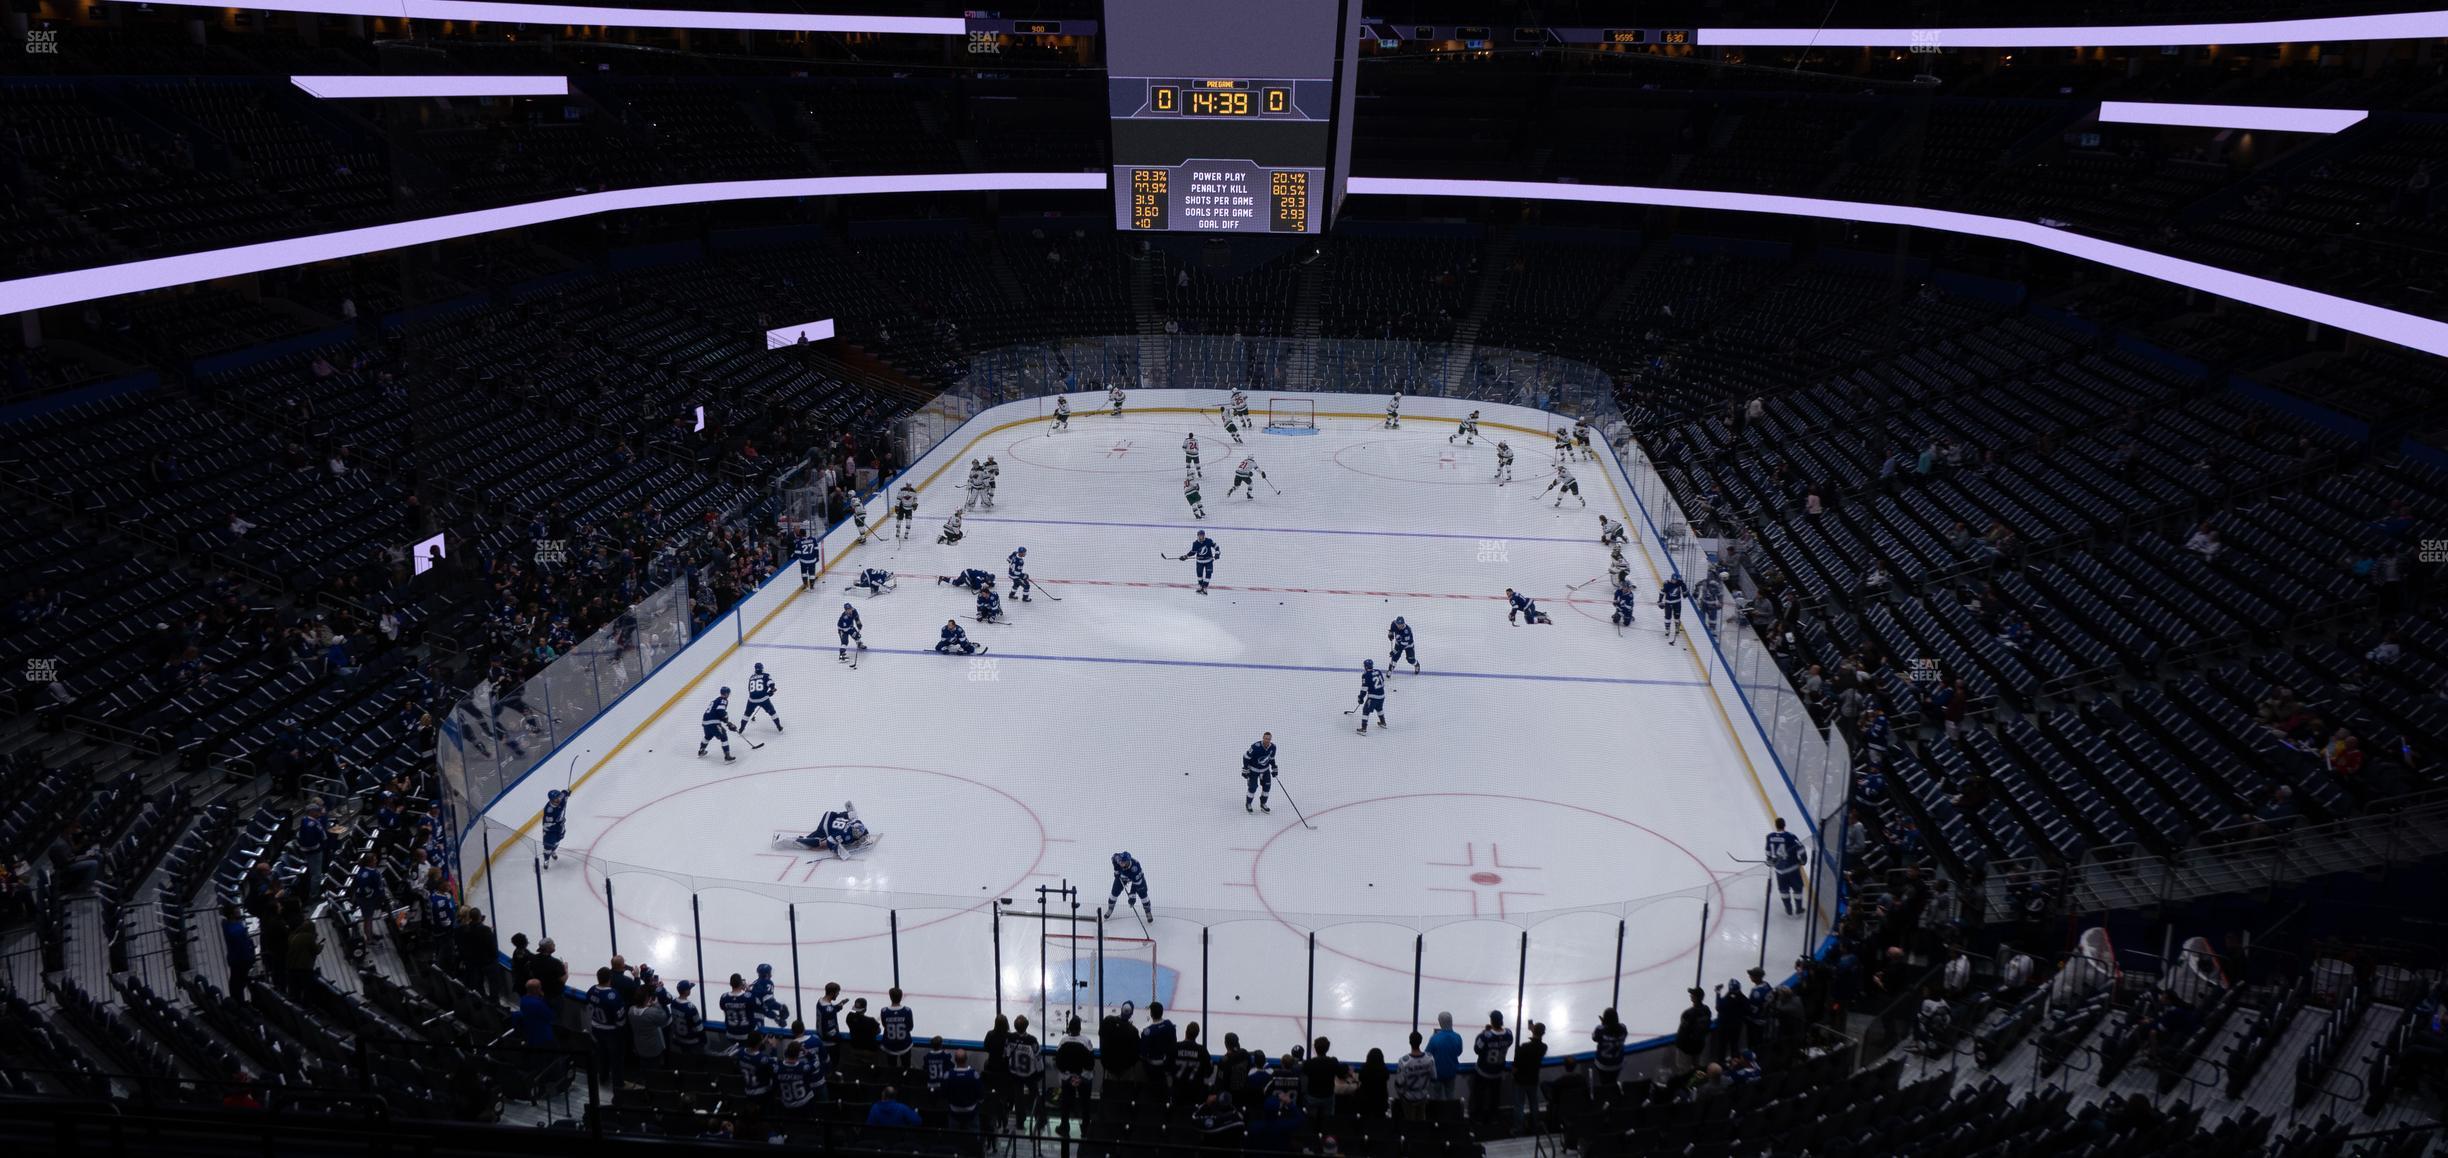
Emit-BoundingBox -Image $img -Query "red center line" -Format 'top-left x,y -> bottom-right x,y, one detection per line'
1044,577 -> 1605,604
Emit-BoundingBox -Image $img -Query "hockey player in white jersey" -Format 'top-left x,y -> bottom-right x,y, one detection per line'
937,509 -> 966,546
1450,410 -> 1480,446
1354,659 -> 1388,734
1493,442 -> 1515,484
892,484 -> 919,541
1107,384 -> 1127,418
1608,545 -> 1632,591
849,490 -> 876,544
1573,419 -> 1596,461
1227,389 -> 1250,425
1225,457 -> 1267,500
1598,515 -> 1627,548
964,461 -> 987,511
1182,472 -> 1207,520
1384,391 -> 1402,429
1104,851 -> 1151,923
1544,463 -> 1587,508
1182,433 -> 1203,478
981,457 -> 1001,508
1552,427 -> 1572,460
1051,396 -> 1072,432
741,663 -> 782,731
1220,405 -> 1244,445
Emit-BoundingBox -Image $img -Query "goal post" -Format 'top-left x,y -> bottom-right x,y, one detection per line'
1264,396 -> 1317,432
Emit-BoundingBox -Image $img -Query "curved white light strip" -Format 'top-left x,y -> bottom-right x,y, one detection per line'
143,0 -> 966,35
765,318 -> 836,348
1346,176 -> 2448,358
0,173 -> 1106,316
1701,9 -> 2448,47
293,74 -> 571,98
4,169 -> 2442,361
2099,100 -> 2368,134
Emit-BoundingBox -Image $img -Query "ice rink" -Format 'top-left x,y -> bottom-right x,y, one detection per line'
469,396 -> 1813,1059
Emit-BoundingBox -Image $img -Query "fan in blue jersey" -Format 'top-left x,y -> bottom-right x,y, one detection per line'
1505,588 -> 1554,626
750,962 -> 791,1026
1241,732 -> 1278,814
697,689 -> 736,762
976,587 -> 1006,624
852,568 -> 896,597
1103,851 -> 1151,922
1355,660 -> 1389,734
740,663 -> 782,732
1611,582 -> 1640,628
1006,547 -> 1035,602
1658,575 -> 1688,643
938,567 -> 995,591
718,973 -> 759,1044
793,800 -> 877,857
837,604 -> 865,662
1174,531 -> 1221,595
541,788 -> 570,867
1386,617 -> 1419,673
1765,818 -> 1809,916
936,619 -> 985,656
793,532 -> 822,590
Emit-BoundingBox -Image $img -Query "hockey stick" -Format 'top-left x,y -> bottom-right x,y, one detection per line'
1265,477 -> 1284,496
1271,773 -> 1318,831
1726,853 -> 1768,865
1030,581 -> 1063,602
733,729 -> 766,751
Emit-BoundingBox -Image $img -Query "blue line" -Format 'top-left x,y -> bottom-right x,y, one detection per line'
968,514 -> 1592,545
746,642 -> 1707,689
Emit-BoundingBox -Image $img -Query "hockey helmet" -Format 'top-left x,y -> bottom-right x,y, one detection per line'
843,801 -> 855,812
757,963 -> 774,976
720,686 -> 731,695
1112,851 -> 1132,866
844,602 -> 855,610
1393,616 -> 1406,626
754,662 -> 765,673
1013,546 -> 1025,555
1363,658 -> 1375,669
547,789 -> 565,801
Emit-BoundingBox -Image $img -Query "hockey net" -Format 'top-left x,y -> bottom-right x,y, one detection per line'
1265,397 -> 1317,430
1046,931 -> 1161,1010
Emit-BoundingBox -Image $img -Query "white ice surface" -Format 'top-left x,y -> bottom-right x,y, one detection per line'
472,404 -> 1808,1059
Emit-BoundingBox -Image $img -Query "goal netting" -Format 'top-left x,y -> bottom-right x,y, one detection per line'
1265,397 -> 1317,430
1046,932 -> 1161,1010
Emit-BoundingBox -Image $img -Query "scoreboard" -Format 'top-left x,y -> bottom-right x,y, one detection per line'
1106,0 -> 1359,235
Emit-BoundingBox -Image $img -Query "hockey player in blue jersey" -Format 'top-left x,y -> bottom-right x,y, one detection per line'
939,567 -> 995,591
1175,530 -> 1221,595
1765,817 -> 1809,916
540,788 -> 569,867
793,531 -> 821,590
698,689 -> 736,761
741,662 -> 782,731
1355,659 -> 1388,734
976,586 -> 1006,624
750,962 -> 790,1026
1505,588 -> 1554,625
852,567 -> 896,597
1241,732 -> 1278,813
837,603 -> 865,662
1611,582 -> 1640,629
1006,547 -> 1034,601
1103,851 -> 1151,923
1658,574 -> 1689,643
1386,617 -> 1420,673
794,801 -> 875,856
936,619 -> 986,656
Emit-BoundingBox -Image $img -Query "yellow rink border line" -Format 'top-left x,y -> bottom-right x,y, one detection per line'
466,403 -> 1782,888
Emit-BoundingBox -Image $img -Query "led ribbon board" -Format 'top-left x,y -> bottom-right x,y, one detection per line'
292,75 -> 571,98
